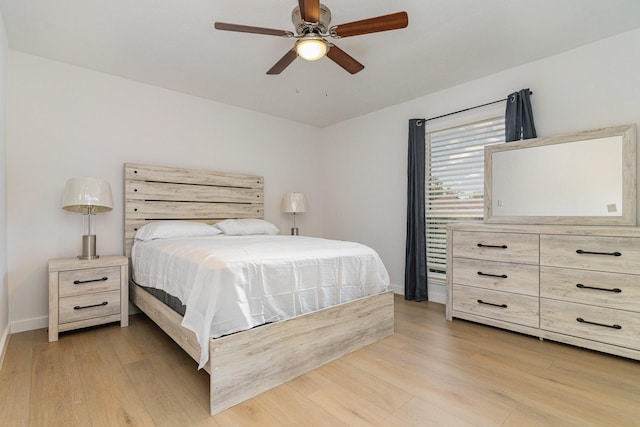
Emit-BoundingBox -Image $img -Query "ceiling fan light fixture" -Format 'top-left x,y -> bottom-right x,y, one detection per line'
296,36 -> 328,61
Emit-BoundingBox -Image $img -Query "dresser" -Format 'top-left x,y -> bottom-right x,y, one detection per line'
446,223 -> 640,360
48,255 -> 129,342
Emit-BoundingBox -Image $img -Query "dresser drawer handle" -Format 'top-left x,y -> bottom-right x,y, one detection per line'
576,283 -> 622,293
477,299 -> 507,308
575,249 -> 621,257
73,276 -> 109,285
576,317 -> 621,330
477,272 -> 508,279
477,243 -> 507,249
74,301 -> 108,310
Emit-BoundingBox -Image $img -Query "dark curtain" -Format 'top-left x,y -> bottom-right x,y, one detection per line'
404,119 -> 428,301
505,89 -> 537,141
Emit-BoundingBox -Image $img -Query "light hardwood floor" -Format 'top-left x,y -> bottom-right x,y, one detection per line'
1,295 -> 639,426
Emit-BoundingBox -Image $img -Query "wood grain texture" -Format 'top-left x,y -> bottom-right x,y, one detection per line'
453,258 -> 539,296
208,291 -> 394,415
541,266 -> 640,311
540,234 -> 640,274
3,298 -> 640,426
48,271 -> 59,342
541,298 -> 640,350
125,162 -> 263,188
49,255 -> 128,272
123,163 -> 265,256
126,180 -> 262,203
58,290 -> 121,324
447,221 -> 640,237
452,284 -> 539,328
58,266 -> 121,297
452,230 -> 539,264
29,338 -> 91,426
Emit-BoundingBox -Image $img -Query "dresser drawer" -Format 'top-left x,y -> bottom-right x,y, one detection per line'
452,231 -> 539,264
540,235 -> 640,274
59,266 -> 121,297
452,285 -> 539,328
541,266 -> 640,312
59,290 -> 121,324
452,258 -> 539,296
541,299 -> 640,350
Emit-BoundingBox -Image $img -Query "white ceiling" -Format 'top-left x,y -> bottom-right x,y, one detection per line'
2,0 -> 640,127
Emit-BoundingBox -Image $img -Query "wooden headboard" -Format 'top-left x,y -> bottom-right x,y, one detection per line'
123,163 -> 264,257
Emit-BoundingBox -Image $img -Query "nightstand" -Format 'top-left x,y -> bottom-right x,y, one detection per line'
48,255 -> 128,342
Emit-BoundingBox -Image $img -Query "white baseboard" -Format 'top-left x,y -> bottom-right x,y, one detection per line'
10,315 -> 48,334
389,282 -> 446,305
428,283 -> 446,304
0,323 -> 9,371
390,283 -> 404,295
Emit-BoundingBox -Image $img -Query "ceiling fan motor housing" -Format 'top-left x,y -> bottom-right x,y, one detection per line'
292,3 -> 331,35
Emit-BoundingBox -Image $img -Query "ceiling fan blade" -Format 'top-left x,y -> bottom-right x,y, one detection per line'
326,44 -> 364,74
267,48 -> 298,75
299,0 -> 320,23
214,22 -> 293,37
331,11 -> 408,38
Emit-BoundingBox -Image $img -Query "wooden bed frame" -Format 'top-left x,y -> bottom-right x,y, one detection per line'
123,163 -> 394,415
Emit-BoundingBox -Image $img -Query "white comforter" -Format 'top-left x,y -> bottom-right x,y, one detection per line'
132,235 -> 390,368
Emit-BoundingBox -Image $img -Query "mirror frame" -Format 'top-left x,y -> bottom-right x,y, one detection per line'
484,124 -> 637,225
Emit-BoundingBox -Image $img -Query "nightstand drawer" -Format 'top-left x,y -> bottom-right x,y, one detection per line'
59,266 -> 121,297
59,290 -> 121,324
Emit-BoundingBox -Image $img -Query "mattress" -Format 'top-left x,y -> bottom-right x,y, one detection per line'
139,285 -> 186,316
131,234 -> 390,368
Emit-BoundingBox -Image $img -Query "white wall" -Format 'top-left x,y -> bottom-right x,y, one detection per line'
0,8 -> 9,366
321,28 -> 640,303
6,52 -> 323,331
7,27 -> 640,329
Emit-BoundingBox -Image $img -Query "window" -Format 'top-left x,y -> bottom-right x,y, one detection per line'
426,116 -> 505,283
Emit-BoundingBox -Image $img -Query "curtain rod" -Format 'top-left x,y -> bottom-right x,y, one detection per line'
424,90 -> 533,123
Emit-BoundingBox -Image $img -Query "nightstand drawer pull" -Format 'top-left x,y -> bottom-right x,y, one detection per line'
477,271 -> 508,279
74,301 -> 108,310
477,243 -> 507,249
576,317 -> 621,330
73,277 -> 108,285
576,249 -> 622,257
576,283 -> 622,293
477,299 -> 507,308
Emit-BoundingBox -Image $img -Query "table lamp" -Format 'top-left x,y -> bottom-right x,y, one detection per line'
281,192 -> 308,235
62,177 -> 113,259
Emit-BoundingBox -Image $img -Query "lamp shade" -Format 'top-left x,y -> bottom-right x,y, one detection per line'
281,192 -> 308,213
62,177 -> 113,213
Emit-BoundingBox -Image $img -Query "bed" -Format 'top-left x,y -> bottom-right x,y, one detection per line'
123,163 -> 394,415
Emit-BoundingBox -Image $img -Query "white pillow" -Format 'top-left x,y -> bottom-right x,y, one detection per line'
215,219 -> 279,236
135,221 -> 221,241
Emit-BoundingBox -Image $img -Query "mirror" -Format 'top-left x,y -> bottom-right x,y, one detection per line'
484,124 -> 636,225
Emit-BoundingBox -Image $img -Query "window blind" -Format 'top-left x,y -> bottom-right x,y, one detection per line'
426,117 -> 505,282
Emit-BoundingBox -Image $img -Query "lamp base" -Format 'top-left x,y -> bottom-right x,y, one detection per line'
79,235 -> 100,260
290,227 -> 299,236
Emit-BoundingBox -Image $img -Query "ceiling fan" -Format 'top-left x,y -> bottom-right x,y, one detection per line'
214,0 -> 408,75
